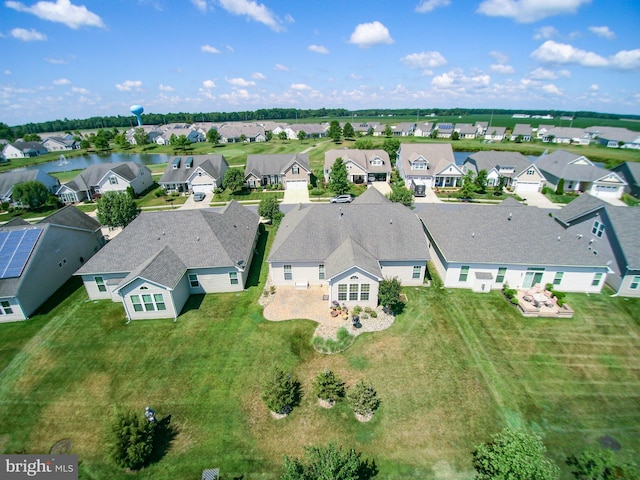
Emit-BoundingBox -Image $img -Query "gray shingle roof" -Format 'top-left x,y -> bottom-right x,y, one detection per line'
464,151 -> 533,177
64,162 -> 148,192
76,201 -> 259,280
324,149 -> 391,175
0,170 -> 41,197
245,153 -> 310,178
417,200 -> 608,267
535,149 -> 617,182
37,205 -> 101,231
613,162 -> 640,184
117,245 -> 187,291
351,187 -> 390,204
325,237 -> 382,279
268,202 -> 429,271
159,155 -> 228,184
397,143 -> 456,177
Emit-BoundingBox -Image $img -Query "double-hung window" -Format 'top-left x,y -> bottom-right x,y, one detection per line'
318,264 -> 325,280
338,284 -> 347,301
95,276 -> 107,293
229,271 -> 238,285
496,267 -> 507,283
591,273 -> 603,287
553,272 -> 564,286
412,266 -> 421,279
459,266 -> 469,282
0,301 -> 14,315
284,265 -> 292,281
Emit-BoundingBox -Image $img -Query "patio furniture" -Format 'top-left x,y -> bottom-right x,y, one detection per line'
523,295 -> 534,302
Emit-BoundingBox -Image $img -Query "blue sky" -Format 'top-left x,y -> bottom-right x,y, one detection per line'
1,0 -> 639,126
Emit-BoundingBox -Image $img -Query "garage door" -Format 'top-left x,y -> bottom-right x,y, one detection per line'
192,183 -> 214,193
515,181 -> 540,193
594,185 -> 620,197
286,180 -> 308,190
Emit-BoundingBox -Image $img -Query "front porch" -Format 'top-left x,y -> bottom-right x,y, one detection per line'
434,175 -> 461,188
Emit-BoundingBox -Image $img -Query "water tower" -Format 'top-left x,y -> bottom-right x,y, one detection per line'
130,104 -> 144,126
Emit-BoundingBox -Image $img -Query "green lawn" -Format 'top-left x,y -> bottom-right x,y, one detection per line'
0,230 -> 639,479
544,190 -> 581,204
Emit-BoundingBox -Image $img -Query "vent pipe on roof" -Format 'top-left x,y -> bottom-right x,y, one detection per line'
472,232 -> 475,238
557,236 -> 561,241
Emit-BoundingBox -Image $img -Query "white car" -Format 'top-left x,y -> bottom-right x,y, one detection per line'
330,194 -> 353,203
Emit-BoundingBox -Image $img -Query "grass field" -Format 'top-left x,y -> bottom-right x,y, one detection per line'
0,224 -> 639,479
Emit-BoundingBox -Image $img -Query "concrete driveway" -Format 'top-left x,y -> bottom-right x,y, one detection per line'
179,192 -> 211,209
519,191 -> 562,209
370,181 -> 392,195
282,186 -> 310,204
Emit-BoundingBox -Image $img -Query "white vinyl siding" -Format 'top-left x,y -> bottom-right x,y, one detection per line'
496,267 -> 507,283
591,273 -> 603,287
95,276 -> 107,292
229,271 -> 238,285
0,300 -> 14,315
130,293 -> 166,312
553,272 -> 564,286
284,264 -> 292,281
631,275 -> 640,290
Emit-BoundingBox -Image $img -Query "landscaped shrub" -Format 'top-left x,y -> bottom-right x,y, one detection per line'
369,311 -> 377,318
352,306 -> 362,315
311,369 -> 345,406
347,380 -> 380,421
261,367 -> 300,416
109,410 -> 156,470
312,328 -> 354,354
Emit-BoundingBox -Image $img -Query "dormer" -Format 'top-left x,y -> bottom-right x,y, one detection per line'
370,156 -> 383,166
185,157 -> 193,169
497,164 -> 515,174
410,156 -> 428,171
172,157 -> 181,169
569,156 -> 593,166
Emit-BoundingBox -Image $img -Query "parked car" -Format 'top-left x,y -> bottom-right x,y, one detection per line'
330,194 -> 353,203
193,192 -> 206,202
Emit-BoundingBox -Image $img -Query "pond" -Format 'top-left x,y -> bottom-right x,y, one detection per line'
17,152 -> 172,174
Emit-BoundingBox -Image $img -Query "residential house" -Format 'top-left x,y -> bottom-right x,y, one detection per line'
57,162 -> 153,204
413,122 -> 434,137
0,206 -> 104,322
553,194 -> 640,297
535,150 -> 626,199
42,136 -> 80,152
125,125 -> 161,145
216,124 -> 266,143
535,124 -> 555,140
435,123 -> 454,138
244,153 -> 311,190
353,122 -> 381,135
484,126 -> 507,142
75,201 -> 260,321
455,123 -> 477,139
0,170 -> 60,203
392,123 -> 416,137
612,162 -> 640,197
396,143 -> 464,189
324,149 -> 391,184
2,141 -> 48,159
284,123 -> 328,140
475,122 -> 488,136
158,155 -> 228,194
267,187 -> 429,308
541,127 -> 590,145
418,198 -> 609,293
510,124 -> 533,142
155,125 -> 204,146
587,126 -> 640,149
463,151 -> 546,194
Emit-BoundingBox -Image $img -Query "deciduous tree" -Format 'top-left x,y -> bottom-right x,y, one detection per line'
12,180 -> 50,208
378,277 -> 403,312
329,157 -> 350,195
343,122 -> 355,139
133,128 -> 148,148
279,131 -> 288,142
475,169 -> 488,194
387,187 -> 413,208
222,168 -> 245,193
206,128 -> 220,144
96,191 -> 139,228
354,138 -> 374,150
258,196 -> 283,226
281,443 -> 375,480
328,120 -> 342,143
381,138 -> 400,164
383,124 -> 393,137
297,130 -> 307,142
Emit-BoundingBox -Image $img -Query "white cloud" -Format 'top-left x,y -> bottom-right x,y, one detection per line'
10,27 -> 47,41
201,44 -> 220,54
489,50 -> 509,64
274,64 -> 289,71
308,44 -> 329,54
53,78 -> 70,85
6,0 -> 105,29
217,0 -> 284,32
3,70 -> 11,75
226,45 -> 234,52
349,73 -> 362,80
477,0 -> 591,23
202,79 -> 216,89
589,25 -> 615,39
252,72 -> 266,80
609,49 -> 640,70
431,69 -> 491,91
490,64 -> 515,74
531,40 -> 608,67
590,84 -> 599,91
290,83 -> 311,91
191,0 -> 208,12
44,57 -> 67,64
528,67 -> 561,79
533,26 -> 559,40
71,86 -> 89,94
226,77 -> 255,87
115,80 -> 142,91
542,84 -> 563,95
349,21 -> 393,48
400,51 -> 447,69
415,0 -> 450,13
159,84 -> 174,92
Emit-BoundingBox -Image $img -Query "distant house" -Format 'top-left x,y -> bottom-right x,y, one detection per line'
542,127 -> 590,145
535,124 -> 555,140
156,126 -> 204,146
42,136 -> 80,152
454,123 -> 477,139
158,155 -> 229,194
475,121 -> 488,135
324,149 -> 391,184
418,198 -> 609,294
267,188 -> 429,308
510,124 -> 533,142
396,143 -> 464,189
554,194 -> 640,297
353,122 -> 381,135
2,141 -> 48,159
463,151 -> 545,194
284,123 -> 328,140
392,123 -> 416,137
612,162 -> 640,197
0,206 -> 104,322
413,122 -> 434,137
484,126 -> 506,142
587,126 -> 640,149
75,201 -> 259,321
244,153 -> 311,190
216,124 -> 266,143
535,150 -> 626,199
0,170 -> 60,203
57,162 -> 153,204
436,123 -> 454,138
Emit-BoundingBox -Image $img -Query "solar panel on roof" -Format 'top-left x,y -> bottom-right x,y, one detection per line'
0,227 -> 43,279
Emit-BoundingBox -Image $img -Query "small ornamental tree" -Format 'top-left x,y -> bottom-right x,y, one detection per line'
109,410 -> 156,470
297,130 -> 307,142
342,122 -> 355,139
556,178 -> 565,195
381,137 -> 400,164
262,367 -> 300,416
383,124 -> 393,137
222,168 -> 245,193
281,443 -> 374,480
96,191 -> 139,228
133,128 -> 148,148
328,120 -> 342,143
279,131 -> 288,142
206,128 -> 220,144
494,175 -> 505,196
354,138 -> 374,150
472,428 -> 560,480
311,369 -> 345,408
475,169 -> 488,194
258,196 -> 283,226
12,180 -> 50,208
378,277 -> 403,312
329,157 -> 350,195
459,171 -> 477,198
387,187 -> 413,208
347,380 -> 380,422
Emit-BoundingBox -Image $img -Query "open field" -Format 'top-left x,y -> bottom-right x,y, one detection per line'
0,224 -> 639,479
